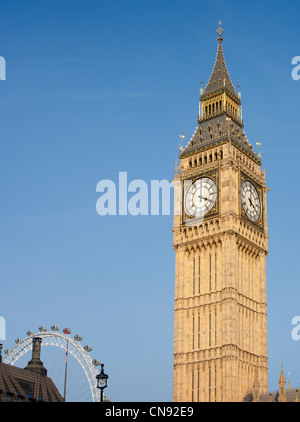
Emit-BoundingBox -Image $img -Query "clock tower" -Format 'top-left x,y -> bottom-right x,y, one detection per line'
173,22 -> 269,402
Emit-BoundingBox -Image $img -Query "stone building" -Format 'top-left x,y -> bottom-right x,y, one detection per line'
0,338 -> 64,402
173,21 -> 269,402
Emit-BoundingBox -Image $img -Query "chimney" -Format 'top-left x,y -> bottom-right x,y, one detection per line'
24,337 -> 47,377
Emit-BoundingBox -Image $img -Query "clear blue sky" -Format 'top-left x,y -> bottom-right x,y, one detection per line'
0,0 -> 300,401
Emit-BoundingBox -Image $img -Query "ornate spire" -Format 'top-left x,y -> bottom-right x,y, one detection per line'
201,21 -> 239,103
278,358 -> 287,402
288,371 -> 292,391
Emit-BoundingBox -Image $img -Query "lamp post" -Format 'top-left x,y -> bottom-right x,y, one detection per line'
96,363 -> 109,402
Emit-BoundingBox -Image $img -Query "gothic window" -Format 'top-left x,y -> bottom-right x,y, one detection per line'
198,256 -> 201,293
209,311 -> 212,346
198,313 -> 200,349
193,257 -> 196,295
209,253 -> 212,291
192,314 -> 195,351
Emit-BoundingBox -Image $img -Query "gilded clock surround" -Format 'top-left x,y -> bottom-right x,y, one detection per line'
182,169 -> 219,224
240,171 -> 264,230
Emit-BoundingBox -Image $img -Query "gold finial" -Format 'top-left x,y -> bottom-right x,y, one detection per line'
216,20 -> 224,41
200,77 -> 204,95
237,81 -> 242,99
256,139 -> 262,157
179,131 -> 185,153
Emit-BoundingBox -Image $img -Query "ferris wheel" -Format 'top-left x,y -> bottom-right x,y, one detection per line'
3,325 -> 104,402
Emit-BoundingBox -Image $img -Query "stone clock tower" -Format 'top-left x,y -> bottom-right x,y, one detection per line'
173,22 -> 269,402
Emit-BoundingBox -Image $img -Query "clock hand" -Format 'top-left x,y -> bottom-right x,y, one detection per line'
248,197 -> 255,209
198,195 -> 210,201
199,196 -> 214,203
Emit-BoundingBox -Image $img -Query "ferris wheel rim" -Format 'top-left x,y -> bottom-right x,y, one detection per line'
3,330 -> 100,402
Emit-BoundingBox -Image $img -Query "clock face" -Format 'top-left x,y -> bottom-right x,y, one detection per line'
185,177 -> 217,218
241,180 -> 261,222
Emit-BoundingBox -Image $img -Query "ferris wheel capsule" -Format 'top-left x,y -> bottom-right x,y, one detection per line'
63,328 -> 71,335
84,345 -> 92,352
15,338 -> 22,344
74,334 -> 82,341
51,325 -> 59,332
26,330 -> 34,337
92,359 -> 100,366
4,349 -> 9,354
39,326 -> 47,332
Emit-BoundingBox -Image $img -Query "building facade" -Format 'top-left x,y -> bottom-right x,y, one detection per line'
173,22 -> 269,402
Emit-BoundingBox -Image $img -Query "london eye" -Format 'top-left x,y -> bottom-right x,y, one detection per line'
3,325 -> 106,402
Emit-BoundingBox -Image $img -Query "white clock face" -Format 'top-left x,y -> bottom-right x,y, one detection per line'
241,180 -> 261,222
185,177 -> 217,218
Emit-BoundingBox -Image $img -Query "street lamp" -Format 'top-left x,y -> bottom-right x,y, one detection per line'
96,363 -> 109,402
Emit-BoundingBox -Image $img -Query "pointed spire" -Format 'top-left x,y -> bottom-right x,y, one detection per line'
201,21 -> 239,102
278,358 -> 287,402
288,372 -> 292,391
